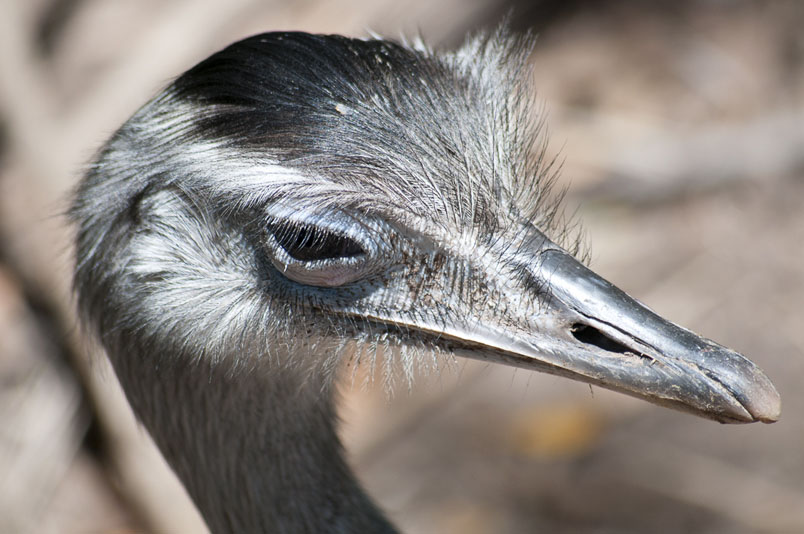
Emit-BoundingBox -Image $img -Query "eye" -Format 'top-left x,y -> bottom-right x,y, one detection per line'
268,221 -> 364,261
263,216 -> 372,287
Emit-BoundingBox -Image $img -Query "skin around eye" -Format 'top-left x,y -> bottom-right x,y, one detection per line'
264,221 -> 370,287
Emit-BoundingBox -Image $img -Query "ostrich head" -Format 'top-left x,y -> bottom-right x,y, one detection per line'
72,29 -> 780,533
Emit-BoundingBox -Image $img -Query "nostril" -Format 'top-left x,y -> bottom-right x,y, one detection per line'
571,323 -> 631,354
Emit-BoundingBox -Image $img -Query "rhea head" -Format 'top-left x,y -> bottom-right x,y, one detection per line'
72,29 -> 780,534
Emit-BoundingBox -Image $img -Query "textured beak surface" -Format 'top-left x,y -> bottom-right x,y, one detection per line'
536,249 -> 780,423
450,247 -> 781,424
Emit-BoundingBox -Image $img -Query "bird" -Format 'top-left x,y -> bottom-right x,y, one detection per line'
71,27 -> 781,534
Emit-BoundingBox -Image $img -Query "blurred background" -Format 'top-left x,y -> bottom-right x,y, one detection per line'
1,0 -> 802,532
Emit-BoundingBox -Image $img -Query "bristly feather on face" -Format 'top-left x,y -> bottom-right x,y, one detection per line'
71,27 -> 583,389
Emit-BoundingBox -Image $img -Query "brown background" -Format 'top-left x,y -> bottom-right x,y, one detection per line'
0,1 -> 802,533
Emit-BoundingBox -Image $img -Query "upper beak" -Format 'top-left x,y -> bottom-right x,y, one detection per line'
453,247 -> 781,424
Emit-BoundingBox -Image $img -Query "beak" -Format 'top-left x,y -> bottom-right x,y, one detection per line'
453,247 -> 781,424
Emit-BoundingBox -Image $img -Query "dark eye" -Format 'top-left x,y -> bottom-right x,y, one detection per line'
268,222 -> 364,261
262,217 -> 372,287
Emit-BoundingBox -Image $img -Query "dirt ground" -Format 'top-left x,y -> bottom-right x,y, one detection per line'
1,1 -> 802,533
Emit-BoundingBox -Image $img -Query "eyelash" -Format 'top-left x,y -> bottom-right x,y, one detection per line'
267,221 -> 365,262
261,212 -> 377,288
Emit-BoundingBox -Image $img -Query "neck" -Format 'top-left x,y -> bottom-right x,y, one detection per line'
114,349 -> 398,534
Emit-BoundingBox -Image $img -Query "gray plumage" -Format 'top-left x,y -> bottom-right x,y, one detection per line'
72,28 -> 780,534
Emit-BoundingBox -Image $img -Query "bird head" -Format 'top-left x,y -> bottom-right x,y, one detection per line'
73,30 -> 780,425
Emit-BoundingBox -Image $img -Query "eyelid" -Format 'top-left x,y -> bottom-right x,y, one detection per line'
267,221 -> 365,262
261,208 -> 378,287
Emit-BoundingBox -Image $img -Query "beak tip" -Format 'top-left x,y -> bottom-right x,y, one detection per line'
748,385 -> 782,424
735,367 -> 781,424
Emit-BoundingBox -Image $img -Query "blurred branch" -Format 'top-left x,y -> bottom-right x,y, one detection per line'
0,267 -> 86,534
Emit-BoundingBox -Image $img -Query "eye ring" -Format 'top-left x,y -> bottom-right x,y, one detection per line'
262,211 -> 375,287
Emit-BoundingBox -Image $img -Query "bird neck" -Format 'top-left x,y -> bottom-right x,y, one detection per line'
116,350 -> 398,534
